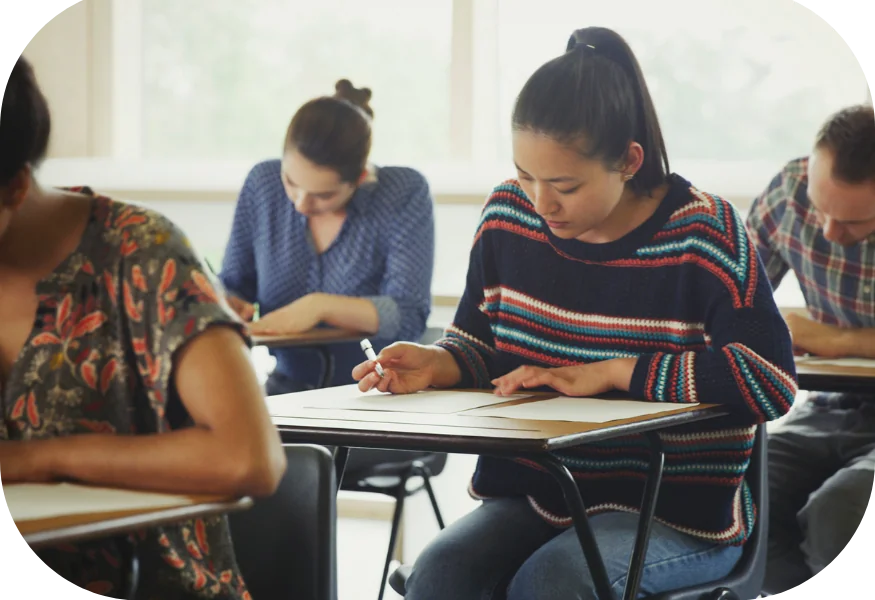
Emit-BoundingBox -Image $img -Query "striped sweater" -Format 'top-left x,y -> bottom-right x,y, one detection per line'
435,174 -> 797,545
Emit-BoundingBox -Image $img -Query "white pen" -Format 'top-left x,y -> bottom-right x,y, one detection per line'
360,339 -> 385,378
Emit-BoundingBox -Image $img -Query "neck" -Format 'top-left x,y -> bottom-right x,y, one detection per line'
577,182 -> 668,244
0,185 -> 86,275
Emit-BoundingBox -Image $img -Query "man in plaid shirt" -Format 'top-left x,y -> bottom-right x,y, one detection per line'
746,104 -> 875,595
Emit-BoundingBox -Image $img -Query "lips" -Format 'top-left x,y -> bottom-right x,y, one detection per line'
545,220 -> 569,229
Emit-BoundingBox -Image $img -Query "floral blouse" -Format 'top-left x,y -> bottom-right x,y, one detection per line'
0,190 -> 251,599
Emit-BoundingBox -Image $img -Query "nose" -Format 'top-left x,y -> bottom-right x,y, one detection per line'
294,193 -> 315,214
530,184 -> 559,217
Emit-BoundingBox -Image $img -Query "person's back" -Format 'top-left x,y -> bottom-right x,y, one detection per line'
746,104 -> 875,595
0,57 -> 286,598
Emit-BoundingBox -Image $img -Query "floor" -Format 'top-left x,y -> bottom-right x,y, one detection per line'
339,517 -> 403,600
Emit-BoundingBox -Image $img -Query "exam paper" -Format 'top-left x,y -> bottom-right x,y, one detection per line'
267,385 -> 529,414
4,483 -> 194,522
467,396 -> 698,423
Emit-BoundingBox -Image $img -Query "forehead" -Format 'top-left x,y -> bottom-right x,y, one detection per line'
512,130 -> 606,177
281,151 -> 344,191
807,148 -> 875,222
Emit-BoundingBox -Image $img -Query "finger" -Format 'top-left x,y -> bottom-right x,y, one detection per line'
351,360 -> 376,381
357,371 -> 382,392
375,370 -> 395,394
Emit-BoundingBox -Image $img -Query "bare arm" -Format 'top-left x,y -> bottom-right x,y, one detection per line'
1,327 -> 286,497
786,313 -> 875,358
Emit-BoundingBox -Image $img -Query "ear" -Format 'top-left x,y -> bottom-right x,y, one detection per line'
621,142 -> 645,179
1,165 -> 32,211
357,170 -> 368,185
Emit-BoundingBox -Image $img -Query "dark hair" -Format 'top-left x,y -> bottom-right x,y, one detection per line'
0,56 -> 51,186
512,27 -> 669,195
284,79 -> 373,183
814,104 -> 875,184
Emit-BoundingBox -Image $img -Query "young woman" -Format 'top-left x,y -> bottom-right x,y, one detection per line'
353,27 -> 797,599
0,57 -> 286,599
220,79 -> 435,394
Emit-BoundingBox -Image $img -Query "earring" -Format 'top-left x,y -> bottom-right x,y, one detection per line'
622,174 -> 634,182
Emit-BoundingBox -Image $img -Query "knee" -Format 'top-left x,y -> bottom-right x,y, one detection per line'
799,468 -> 874,570
507,549 -> 595,600
404,536 -> 480,599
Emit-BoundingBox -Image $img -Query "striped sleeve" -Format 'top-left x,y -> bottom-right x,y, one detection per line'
629,248 -> 797,423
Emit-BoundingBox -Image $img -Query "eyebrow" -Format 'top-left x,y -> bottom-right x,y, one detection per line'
514,163 -> 579,184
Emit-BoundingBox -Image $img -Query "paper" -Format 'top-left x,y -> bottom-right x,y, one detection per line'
268,384 -> 528,415
795,356 -> 875,369
4,483 -> 194,522
467,396 -> 698,423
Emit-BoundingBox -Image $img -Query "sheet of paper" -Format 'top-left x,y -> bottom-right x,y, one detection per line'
4,483 -> 194,522
467,396 -> 698,423
795,356 -> 875,369
268,385 -> 529,414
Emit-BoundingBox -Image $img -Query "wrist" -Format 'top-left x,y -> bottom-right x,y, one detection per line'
428,346 -> 463,388
607,358 -> 636,391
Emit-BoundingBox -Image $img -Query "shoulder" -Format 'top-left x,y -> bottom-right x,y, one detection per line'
368,166 -> 433,217
243,159 -> 282,191
756,157 -> 809,215
646,178 -> 761,307
481,179 -> 540,224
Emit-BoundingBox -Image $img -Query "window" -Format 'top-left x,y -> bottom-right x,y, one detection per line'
105,0 -> 869,197
493,0 -> 868,166
140,0 -> 453,164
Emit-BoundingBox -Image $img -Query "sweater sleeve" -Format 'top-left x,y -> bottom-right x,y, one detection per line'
433,198 -> 499,389
629,214 -> 797,423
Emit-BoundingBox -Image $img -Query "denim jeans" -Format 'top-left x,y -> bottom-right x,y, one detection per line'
405,498 -> 743,600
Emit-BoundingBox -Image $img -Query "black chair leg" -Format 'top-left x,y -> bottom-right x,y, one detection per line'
378,482 -> 408,600
416,464 -> 445,530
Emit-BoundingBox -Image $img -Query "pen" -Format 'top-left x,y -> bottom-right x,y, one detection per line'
360,339 -> 385,378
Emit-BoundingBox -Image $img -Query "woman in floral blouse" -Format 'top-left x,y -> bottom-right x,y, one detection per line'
0,58 -> 287,599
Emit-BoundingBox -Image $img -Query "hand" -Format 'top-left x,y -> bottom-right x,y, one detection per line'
0,440 -> 54,483
491,359 -> 635,397
226,294 -> 256,322
784,313 -> 848,357
352,343 -> 441,394
248,294 -> 323,336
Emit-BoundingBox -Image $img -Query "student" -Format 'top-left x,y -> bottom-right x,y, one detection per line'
220,79 -> 435,395
353,27 -> 797,599
746,104 -> 875,595
0,57 -> 286,599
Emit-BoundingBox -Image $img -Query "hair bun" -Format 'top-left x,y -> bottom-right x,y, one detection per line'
334,79 -> 373,117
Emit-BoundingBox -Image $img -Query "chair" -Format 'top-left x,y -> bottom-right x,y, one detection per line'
341,326 -> 449,600
389,424 -> 770,600
229,444 -> 337,600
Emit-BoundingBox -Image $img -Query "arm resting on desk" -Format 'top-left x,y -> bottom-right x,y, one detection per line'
783,313 -> 875,358
0,327 -> 286,498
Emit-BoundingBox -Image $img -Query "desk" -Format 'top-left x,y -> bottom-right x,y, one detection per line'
269,388 -> 725,600
9,484 -> 251,599
795,360 -> 875,394
252,328 -> 365,388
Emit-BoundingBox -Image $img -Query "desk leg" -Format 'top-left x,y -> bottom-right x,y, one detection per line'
534,454 -> 615,600
622,432 -> 665,600
334,446 -> 350,493
319,347 -> 335,389
117,536 -> 140,600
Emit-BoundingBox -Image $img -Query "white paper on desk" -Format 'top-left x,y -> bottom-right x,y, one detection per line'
293,388 -> 530,414
3,483 -> 193,522
466,396 -> 698,423
795,356 -> 875,368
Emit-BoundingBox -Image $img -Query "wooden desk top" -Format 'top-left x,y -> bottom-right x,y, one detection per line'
11,489 -> 252,549
795,361 -> 875,394
269,391 -> 725,455
252,328 -> 365,348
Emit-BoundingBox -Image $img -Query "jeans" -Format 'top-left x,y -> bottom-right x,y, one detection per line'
764,398 -> 875,594
405,497 -> 743,600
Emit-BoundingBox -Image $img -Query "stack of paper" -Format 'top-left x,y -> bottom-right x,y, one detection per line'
467,396 -> 698,423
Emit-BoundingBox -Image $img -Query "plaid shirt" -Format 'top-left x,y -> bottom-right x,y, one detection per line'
747,157 -> 875,406
746,157 -> 875,329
